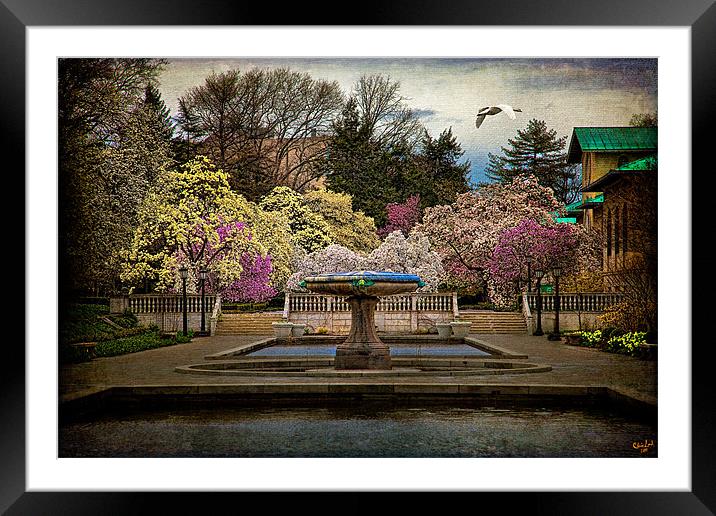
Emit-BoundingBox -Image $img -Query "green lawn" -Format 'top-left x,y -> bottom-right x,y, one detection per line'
60,303 -> 192,362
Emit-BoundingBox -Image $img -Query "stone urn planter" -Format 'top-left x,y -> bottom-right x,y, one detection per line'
435,322 -> 452,339
272,321 -> 293,338
450,321 -> 472,339
564,333 -> 582,346
291,323 -> 306,337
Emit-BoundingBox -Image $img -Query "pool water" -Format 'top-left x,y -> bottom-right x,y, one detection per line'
248,344 -> 490,357
59,405 -> 656,458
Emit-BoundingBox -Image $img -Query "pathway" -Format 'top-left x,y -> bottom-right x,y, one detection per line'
60,333 -> 657,405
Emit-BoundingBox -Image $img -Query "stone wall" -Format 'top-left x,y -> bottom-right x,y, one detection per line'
136,312 -> 209,334
528,312 -> 603,333
288,311 -> 453,335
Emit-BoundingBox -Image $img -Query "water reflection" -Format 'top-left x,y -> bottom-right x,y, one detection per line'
59,405 -> 656,458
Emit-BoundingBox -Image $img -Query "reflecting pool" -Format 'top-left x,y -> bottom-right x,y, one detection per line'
248,344 -> 490,357
59,404 -> 656,458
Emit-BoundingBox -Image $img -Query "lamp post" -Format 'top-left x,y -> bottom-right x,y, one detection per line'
526,258 -> 533,293
179,265 -> 188,337
548,266 -> 562,341
534,269 -> 544,336
199,267 -> 209,336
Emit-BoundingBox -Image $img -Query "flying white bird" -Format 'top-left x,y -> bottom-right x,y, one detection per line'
475,104 -> 522,129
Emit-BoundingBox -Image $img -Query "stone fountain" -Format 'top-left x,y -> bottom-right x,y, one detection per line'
302,271 -> 422,370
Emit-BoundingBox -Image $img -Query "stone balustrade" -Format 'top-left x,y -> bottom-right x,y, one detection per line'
525,292 -> 623,312
111,293 -> 220,335
523,292 -> 623,334
285,292 -> 458,316
127,293 -> 217,314
284,292 -> 458,334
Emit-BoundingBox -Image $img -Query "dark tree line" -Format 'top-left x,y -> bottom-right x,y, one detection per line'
59,58 -> 174,297
322,93 -> 471,228
59,61 -> 473,296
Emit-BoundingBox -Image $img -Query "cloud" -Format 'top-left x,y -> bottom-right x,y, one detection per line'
159,57 -> 657,184
413,108 -> 437,119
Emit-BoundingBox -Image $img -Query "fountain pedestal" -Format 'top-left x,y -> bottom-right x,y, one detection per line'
302,271 -> 422,370
336,295 -> 391,370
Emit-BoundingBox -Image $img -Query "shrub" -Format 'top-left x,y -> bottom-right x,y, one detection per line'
316,326 -> 329,335
95,330 -> 193,357
60,303 -> 139,345
598,301 -> 652,333
175,330 -> 194,344
606,332 -> 647,355
579,330 -> 602,347
112,309 -> 138,328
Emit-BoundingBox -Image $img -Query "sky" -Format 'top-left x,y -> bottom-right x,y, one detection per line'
157,58 -> 657,185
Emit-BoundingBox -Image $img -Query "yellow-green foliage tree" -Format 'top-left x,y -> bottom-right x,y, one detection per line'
259,186 -> 334,253
121,156 -> 293,293
303,188 -> 380,253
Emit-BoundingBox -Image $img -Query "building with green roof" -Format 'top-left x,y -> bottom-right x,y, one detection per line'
567,127 -> 658,164
551,199 -> 583,224
567,126 -> 657,232
566,126 -> 657,293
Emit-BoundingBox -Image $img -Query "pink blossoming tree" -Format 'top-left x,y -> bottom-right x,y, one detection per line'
486,219 -> 580,306
417,175 -> 561,287
378,195 -> 422,238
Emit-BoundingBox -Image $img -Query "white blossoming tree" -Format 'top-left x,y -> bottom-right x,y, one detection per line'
287,231 -> 445,293
364,231 -> 445,292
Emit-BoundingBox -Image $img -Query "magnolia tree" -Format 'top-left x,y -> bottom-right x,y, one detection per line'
486,219 -> 577,306
485,218 -> 603,306
121,156 -> 293,300
364,230 -> 444,291
416,174 -> 561,294
377,194 -> 422,238
260,186 -> 381,254
285,244 -> 366,292
286,230 -> 445,293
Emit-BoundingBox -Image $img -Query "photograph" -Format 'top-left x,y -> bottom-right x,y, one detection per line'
11,8 -> 709,513
56,56 -> 659,459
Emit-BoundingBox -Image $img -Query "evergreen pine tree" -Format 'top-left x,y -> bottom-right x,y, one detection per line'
484,119 -> 578,204
414,127 -> 471,207
142,83 -> 175,143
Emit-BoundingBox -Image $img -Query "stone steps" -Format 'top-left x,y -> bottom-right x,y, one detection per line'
457,311 -> 527,334
215,312 -> 283,335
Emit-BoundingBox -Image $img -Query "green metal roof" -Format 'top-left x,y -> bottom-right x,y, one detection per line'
615,154 -> 657,171
582,154 -> 657,192
564,200 -> 583,212
567,127 -> 658,163
575,193 -> 604,210
550,200 -> 583,221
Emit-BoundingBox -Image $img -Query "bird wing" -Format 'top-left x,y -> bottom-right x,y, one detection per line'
495,104 -> 517,119
475,114 -> 487,129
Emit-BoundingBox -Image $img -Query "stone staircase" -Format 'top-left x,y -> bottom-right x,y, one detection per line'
457,310 -> 527,334
214,312 -> 283,336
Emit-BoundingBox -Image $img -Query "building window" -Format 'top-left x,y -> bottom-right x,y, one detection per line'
606,209 -> 612,259
614,207 -> 620,257
622,204 -> 628,256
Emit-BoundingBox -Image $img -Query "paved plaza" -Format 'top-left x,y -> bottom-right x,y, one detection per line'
60,333 -> 657,406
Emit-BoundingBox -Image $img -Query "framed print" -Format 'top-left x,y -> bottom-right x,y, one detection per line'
8,0 -> 712,513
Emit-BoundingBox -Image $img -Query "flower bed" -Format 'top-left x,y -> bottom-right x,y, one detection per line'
570,329 -> 653,359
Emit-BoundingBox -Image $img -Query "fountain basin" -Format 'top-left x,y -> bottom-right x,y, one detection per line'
302,271 -> 422,370
175,358 -> 552,377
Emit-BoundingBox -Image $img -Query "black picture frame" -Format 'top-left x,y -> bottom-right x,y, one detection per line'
7,0 -> 712,513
